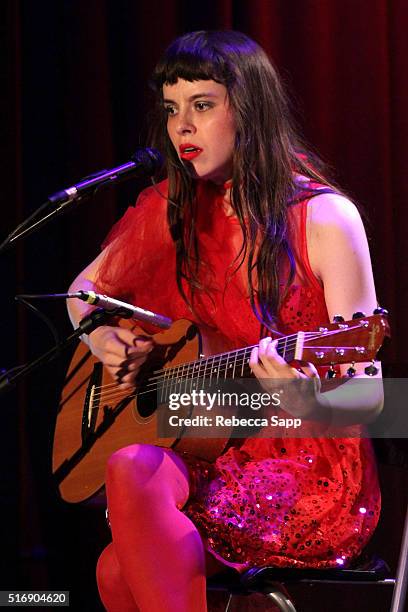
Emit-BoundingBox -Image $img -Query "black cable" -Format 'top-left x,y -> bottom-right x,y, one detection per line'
14,295 -> 60,345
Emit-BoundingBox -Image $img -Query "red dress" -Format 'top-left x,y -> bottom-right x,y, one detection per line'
98,178 -> 381,570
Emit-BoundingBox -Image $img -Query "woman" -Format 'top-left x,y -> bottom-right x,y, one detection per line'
67,31 -> 383,612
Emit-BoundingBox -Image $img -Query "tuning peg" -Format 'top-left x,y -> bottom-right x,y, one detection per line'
346,362 -> 356,378
333,315 -> 344,323
352,311 -> 366,319
373,307 -> 388,316
364,361 -> 379,376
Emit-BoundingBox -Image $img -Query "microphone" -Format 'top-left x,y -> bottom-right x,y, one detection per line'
74,291 -> 172,329
48,148 -> 163,206
16,291 -> 172,330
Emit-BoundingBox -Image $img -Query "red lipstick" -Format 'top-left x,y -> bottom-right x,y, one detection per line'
179,143 -> 203,160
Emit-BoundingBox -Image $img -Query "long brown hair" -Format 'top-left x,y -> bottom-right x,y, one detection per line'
149,30 -> 337,330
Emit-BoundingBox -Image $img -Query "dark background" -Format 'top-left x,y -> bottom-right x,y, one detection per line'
2,1 -> 408,610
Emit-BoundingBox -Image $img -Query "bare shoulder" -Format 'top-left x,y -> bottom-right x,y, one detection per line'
306,193 -> 369,276
305,191 -> 377,322
307,192 -> 364,233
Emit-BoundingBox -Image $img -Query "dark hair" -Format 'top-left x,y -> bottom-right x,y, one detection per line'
149,30 -> 336,331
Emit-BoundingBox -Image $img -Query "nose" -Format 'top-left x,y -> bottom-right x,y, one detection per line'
175,108 -> 196,135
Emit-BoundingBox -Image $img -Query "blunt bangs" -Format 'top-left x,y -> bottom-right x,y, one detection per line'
150,31 -> 238,92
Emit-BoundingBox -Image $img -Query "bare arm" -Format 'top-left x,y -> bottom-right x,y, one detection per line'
67,249 -> 110,339
307,194 -> 377,337
67,247 -> 153,389
307,193 -> 383,424
250,193 -> 383,426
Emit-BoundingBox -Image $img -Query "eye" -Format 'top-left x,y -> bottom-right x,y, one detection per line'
163,104 -> 177,116
195,101 -> 213,112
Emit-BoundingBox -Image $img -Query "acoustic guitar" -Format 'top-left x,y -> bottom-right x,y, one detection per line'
53,311 -> 389,503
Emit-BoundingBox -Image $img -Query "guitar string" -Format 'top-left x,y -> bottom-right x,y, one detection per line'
89,332 -> 306,400
90,344 -> 361,406
91,357 -> 252,402
91,324 -> 363,388
147,331 -> 310,378
141,324 -> 366,381
145,344 -> 354,385
88,325 -> 367,402
90,339 -> 290,398
89,323 -> 368,405
89,329 -> 318,398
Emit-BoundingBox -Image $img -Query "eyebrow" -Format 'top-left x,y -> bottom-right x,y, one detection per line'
162,92 -> 219,104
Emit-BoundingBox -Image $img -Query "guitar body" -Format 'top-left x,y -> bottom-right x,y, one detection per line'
53,319 -> 229,503
53,311 -> 389,503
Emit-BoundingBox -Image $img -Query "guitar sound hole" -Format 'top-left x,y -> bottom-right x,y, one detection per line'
134,381 -> 157,419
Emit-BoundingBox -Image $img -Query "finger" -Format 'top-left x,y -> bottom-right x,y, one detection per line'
265,339 -> 287,365
104,348 -> 153,379
114,327 -> 144,346
99,335 -> 132,360
116,366 -> 139,389
127,338 -> 154,358
132,335 -> 154,348
112,331 -> 153,360
249,346 -> 259,369
103,349 -> 149,368
258,338 -> 302,380
115,364 -> 128,384
117,382 -> 134,391
258,338 -> 283,371
104,353 -> 133,368
300,362 -> 319,378
117,378 -> 136,390
257,336 -> 272,358
257,337 -> 274,370
249,346 -> 268,378
251,341 -> 280,374
126,357 -> 147,371
119,353 -> 151,370
124,343 -> 152,359
106,365 -> 135,389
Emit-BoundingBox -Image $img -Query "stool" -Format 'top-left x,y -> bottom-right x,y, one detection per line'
207,554 -> 398,612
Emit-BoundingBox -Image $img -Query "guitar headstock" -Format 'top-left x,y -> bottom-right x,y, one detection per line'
300,309 -> 390,366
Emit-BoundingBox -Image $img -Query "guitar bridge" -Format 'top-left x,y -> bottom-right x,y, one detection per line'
82,362 -> 103,442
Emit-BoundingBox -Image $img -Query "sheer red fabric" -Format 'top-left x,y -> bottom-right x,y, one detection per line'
97,179 -> 380,570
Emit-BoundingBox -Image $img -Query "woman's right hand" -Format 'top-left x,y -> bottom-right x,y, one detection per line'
87,325 -> 154,390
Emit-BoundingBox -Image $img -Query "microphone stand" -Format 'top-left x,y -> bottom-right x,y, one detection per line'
0,196 -> 79,255
0,308 -> 113,395
0,175 -> 105,255
0,148 -> 162,256
0,166 -> 124,254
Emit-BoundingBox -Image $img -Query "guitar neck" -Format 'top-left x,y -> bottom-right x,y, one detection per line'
154,311 -> 389,388
159,332 -> 300,385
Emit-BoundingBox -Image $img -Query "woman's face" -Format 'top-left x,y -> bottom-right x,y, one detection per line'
163,79 -> 236,185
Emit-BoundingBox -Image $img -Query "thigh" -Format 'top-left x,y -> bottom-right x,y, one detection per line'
107,443 -> 191,508
108,444 -> 232,578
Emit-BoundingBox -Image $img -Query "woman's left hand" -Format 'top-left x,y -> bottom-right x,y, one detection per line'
249,337 -> 322,418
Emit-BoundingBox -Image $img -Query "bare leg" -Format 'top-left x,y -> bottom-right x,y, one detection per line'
100,444 -> 207,612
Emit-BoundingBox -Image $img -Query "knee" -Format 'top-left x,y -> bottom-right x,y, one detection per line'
106,444 -> 163,491
105,444 -> 189,509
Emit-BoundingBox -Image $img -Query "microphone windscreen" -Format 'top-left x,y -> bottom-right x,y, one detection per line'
131,148 -> 163,175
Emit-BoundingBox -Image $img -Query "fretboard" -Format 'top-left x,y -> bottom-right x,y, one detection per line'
153,331 -> 301,401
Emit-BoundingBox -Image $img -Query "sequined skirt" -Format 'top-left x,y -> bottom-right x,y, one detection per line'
179,437 -> 380,570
